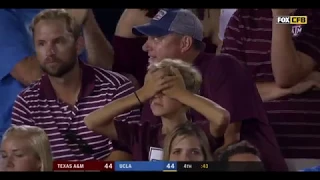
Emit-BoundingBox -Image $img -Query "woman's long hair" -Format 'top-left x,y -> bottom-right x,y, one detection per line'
162,122 -> 213,161
2,125 -> 53,171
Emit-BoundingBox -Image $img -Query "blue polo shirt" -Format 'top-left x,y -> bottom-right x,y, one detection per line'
300,165 -> 320,172
0,9 -> 43,141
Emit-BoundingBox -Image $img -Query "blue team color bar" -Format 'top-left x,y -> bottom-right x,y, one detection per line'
115,161 -> 177,171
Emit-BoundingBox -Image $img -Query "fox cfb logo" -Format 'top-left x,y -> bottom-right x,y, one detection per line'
277,16 -> 308,25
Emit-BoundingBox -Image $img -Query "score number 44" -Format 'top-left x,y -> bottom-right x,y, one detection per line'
166,163 -> 175,169
104,163 -> 113,169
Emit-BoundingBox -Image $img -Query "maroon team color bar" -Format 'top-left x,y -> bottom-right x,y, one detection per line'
53,161 -> 114,171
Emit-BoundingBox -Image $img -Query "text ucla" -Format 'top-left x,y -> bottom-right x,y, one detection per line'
118,163 -> 133,169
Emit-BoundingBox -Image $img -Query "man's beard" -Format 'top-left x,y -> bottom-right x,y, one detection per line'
41,57 -> 77,78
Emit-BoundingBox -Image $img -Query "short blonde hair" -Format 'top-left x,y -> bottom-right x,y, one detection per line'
162,122 -> 213,161
2,125 -> 53,171
30,9 -> 81,39
148,59 -> 202,94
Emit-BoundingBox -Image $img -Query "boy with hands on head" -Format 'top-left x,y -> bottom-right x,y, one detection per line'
85,59 -> 229,160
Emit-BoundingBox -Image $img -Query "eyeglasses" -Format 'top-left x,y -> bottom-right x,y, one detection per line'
63,126 -> 94,155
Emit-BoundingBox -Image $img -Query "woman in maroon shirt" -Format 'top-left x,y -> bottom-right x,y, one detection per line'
84,59 -> 229,161
112,9 -> 221,87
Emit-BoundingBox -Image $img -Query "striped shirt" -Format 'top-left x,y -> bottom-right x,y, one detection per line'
11,62 -> 141,161
221,9 -> 320,158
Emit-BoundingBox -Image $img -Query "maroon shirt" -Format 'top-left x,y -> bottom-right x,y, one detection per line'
221,9 -> 320,160
141,53 -> 287,171
11,62 -> 140,160
202,37 -> 217,54
112,36 -> 217,86
114,120 -> 220,161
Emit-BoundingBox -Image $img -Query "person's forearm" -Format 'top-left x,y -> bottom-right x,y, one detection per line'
82,11 -> 114,70
256,82 -> 291,102
271,13 -> 314,87
176,90 -> 229,137
10,56 -> 43,86
85,87 -> 149,128
85,90 -> 143,130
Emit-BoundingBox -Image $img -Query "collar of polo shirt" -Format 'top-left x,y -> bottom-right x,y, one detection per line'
38,60 -> 95,100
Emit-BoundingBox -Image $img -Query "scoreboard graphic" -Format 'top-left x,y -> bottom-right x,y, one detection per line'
53,161 -> 263,172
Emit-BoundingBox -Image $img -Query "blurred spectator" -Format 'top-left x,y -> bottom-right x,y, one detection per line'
85,58 -> 229,161
112,8 -> 221,87
133,9 -> 285,171
0,9 -> 43,142
11,9 -> 140,161
216,140 -> 265,171
162,123 -> 213,161
216,140 -> 261,162
0,8 -> 113,142
215,9 -> 237,54
218,9 -> 237,41
0,125 -> 52,171
221,8 -> 320,170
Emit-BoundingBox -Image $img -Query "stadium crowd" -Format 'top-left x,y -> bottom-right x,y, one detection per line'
0,8 -> 319,172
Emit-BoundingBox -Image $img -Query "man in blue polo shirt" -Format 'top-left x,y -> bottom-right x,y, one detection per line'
0,9 -> 43,141
0,9 -> 113,141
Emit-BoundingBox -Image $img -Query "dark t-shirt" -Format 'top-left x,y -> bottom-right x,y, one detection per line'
114,120 -> 220,161
141,53 -> 287,171
112,36 -> 217,86
112,36 -> 149,86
